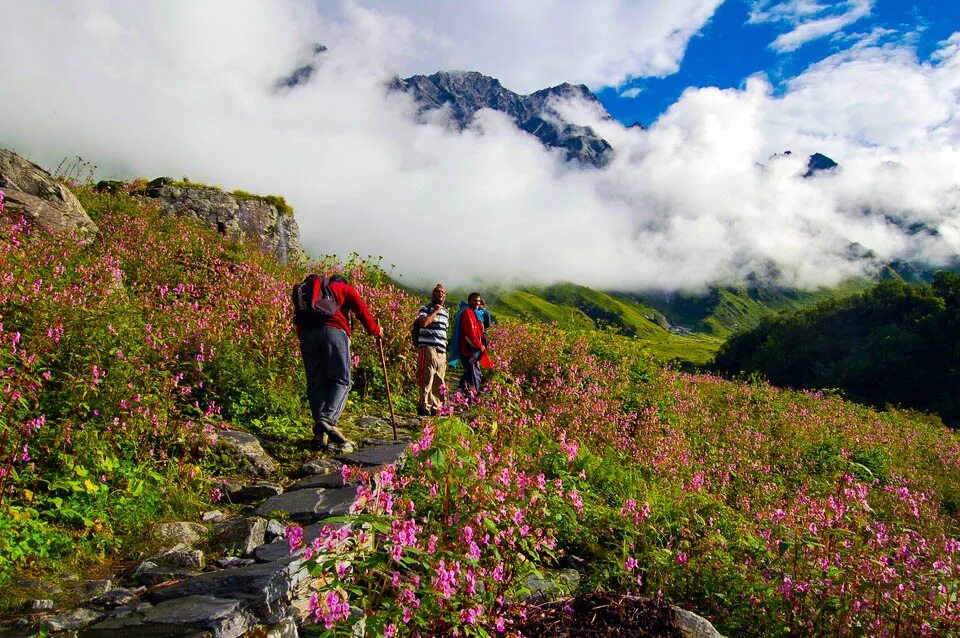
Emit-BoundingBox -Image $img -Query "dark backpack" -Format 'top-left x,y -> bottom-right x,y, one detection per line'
292,275 -> 340,326
410,315 -> 421,350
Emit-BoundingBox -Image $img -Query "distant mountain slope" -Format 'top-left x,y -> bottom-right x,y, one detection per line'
713,273 -> 960,427
390,71 -> 613,167
640,280 -> 871,337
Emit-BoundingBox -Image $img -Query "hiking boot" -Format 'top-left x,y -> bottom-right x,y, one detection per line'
310,431 -> 329,451
322,423 -> 356,454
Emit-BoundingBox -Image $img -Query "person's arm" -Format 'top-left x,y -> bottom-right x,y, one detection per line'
345,286 -> 381,336
419,304 -> 445,328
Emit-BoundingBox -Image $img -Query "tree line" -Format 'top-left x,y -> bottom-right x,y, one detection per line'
713,272 -> 960,427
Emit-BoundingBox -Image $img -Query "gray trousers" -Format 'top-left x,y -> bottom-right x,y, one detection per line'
299,325 -> 351,428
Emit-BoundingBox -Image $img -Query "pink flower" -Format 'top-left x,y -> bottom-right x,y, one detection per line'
285,525 -> 304,552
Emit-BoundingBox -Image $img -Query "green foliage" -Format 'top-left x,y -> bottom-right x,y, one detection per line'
713,275 -> 960,426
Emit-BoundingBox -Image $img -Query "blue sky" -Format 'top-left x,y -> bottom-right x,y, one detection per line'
597,0 -> 960,127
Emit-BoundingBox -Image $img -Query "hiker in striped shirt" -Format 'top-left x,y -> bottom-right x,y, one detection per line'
415,283 -> 449,417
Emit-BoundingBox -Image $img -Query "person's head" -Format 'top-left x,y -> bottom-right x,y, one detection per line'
329,274 -> 347,285
431,283 -> 446,305
468,292 -> 482,309
477,297 -> 485,309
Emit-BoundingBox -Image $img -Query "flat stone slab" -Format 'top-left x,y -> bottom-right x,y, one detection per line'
288,472 -> 351,491
292,458 -> 343,478
82,595 -> 254,638
145,559 -> 306,609
225,481 -> 283,504
336,441 -> 409,467
45,607 -> 104,632
253,522 -> 336,563
253,486 -> 356,524
133,565 -> 201,588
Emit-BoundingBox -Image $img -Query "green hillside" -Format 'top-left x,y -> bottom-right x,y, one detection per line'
713,275 -> 960,427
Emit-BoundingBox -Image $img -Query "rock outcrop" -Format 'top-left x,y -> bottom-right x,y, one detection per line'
390,71 -> 614,167
143,178 -> 305,265
0,149 -> 98,241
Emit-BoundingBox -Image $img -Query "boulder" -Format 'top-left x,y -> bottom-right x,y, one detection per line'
209,517 -> 268,556
144,178 -> 305,265
216,430 -> 277,477
671,606 -> 727,638
155,521 -> 207,547
0,148 -> 98,241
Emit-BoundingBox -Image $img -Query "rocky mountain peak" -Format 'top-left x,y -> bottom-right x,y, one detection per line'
391,70 -> 613,167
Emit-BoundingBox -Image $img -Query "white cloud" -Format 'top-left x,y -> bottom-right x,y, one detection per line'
0,2 -> 958,292
620,87 -> 644,98
340,0 -> 724,91
751,0 -> 874,52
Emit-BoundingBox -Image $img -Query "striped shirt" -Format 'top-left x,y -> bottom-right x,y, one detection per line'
416,304 -> 448,352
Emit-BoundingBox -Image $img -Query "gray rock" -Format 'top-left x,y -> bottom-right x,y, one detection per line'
152,546 -> 204,570
88,588 -> 139,610
203,510 -> 227,523
76,580 -> 112,600
225,481 -> 283,504
211,557 -> 256,569
144,179 -> 305,265
336,441 -> 408,467
252,522 -> 340,563
288,472 -> 350,491
26,599 -> 54,612
44,607 -> 104,632
83,595 -> 254,638
132,564 -> 200,588
672,606 -> 727,638
215,430 -> 277,477
209,517 -> 267,556
155,521 -> 207,547
253,487 -> 356,524
144,558 -> 309,623
0,149 -> 99,241
292,458 -> 342,478
265,519 -> 286,542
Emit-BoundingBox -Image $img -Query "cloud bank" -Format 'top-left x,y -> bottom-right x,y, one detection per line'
0,1 -> 958,292
750,0 -> 875,52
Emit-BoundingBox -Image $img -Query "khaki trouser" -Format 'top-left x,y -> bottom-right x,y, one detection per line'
416,346 -> 447,413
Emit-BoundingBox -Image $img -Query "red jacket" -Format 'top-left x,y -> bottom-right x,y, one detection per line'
297,278 -> 380,338
327,279 -> 380,337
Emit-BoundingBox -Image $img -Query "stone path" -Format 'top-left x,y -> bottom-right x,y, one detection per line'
5,415 -> 416,638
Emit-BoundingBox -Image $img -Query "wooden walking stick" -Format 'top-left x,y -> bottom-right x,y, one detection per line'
377,335 -> 398,440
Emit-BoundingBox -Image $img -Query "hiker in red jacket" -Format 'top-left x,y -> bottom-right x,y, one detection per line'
455,292 -> 491,395
296,274 -> 381,453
